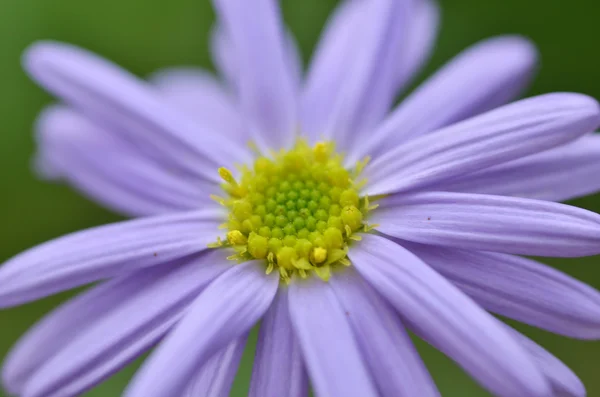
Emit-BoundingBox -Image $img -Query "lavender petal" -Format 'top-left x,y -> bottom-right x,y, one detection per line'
209,24 -> 238,94
330,268 -> 439,397
2,272 -> 155,395
0,210 -> 223,307
14,251 -> 229,397
209,23 -> 302,97
302,0 -> 411,149
125,260 -> 278,397
210,0 -> 297,151
350,235 -> 551,397
149,68 -> 244,142
249,289 -> 308,397
303,0 -> 438,147
330,0 -> 411,144
405,242 -> 600,338
374,191 -> 600,257
364,93 -> 600,195
300,0 -> 363,142
23,41 -> 251,183
353,36 -> 537,163
288,277 -> 378,397
504,326 -> 586,397
393,0 -> 440,91
35,105 -> 218,216
184,336 -> 247,397
439,133 -> 600,202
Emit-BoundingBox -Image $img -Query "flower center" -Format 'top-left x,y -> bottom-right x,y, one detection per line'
211,139 -> 377,282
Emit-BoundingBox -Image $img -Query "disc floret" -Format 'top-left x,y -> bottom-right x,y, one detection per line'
211,139 -> 377,282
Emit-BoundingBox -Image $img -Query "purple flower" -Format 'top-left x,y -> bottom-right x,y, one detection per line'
3,0 -> 600,396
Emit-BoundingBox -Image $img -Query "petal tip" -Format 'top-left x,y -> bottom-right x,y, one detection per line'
562,93 -> 600,127
527,92 -> 600,128
488,34 -> 538,56
22,40 -> 66,75
1,361 -> 23,396
550,92 -> 599,110
472,35 -> 538,71
561,377 -> 587,397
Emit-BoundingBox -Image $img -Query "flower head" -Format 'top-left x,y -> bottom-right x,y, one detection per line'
213,139 -> 374,281
3,1 -> 600,397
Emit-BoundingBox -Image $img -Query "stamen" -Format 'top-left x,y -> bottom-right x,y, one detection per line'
209,139 -> 378,282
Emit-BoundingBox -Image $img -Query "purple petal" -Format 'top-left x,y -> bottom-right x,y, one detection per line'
302,0 -> 438,146
284,32 -> 304,91
364,93 -> 600,195
439,134 -> 600,202
300,0 -> 363,142
353,36 -> 537,163
125,260 -> 278,397
393,0 -> 440,91
23,41 -> 251,183
302,0 -> 411,148
331,0 -> 411,142
404,242 -> 600,338
13,251 -> 229,397
35,106 -> 217,216
504,326 -> 586,397
374,191 -> 600,257
149,68 -> 245,141
184,336 -> 247,397
350,235 -> 551,397
288,277 -> 378,397
210,0 -> 297,151
209,23 -> 302,97
209,24 -> 238,94
0,210 -> 223,307
330,268 -> 439,397
2,272 -> 152,395
249,289 -> 308,397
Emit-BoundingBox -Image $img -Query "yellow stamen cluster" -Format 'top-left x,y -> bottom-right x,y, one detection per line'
211,139 -> 377,282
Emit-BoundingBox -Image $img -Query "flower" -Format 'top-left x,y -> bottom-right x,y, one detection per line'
3,0 -> 600,396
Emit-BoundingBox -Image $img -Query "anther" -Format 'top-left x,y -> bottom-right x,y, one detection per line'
211,139 -> 378,282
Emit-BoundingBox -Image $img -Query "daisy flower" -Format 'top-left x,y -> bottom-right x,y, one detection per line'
3,0 -> 600,396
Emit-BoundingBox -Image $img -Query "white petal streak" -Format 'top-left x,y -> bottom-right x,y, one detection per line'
288,277 -> 378,397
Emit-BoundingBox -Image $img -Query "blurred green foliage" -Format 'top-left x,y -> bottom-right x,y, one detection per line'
1,0 -> 599,396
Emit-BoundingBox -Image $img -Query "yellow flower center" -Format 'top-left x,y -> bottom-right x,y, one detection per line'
210,139 -> 377,282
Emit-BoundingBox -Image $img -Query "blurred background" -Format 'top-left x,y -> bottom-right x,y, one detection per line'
1,0 -> 599,395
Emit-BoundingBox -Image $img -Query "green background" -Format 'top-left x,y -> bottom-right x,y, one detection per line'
1,0 -> 599,395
